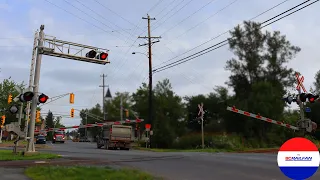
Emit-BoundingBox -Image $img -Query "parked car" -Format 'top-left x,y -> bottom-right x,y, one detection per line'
35,135 -> 46,144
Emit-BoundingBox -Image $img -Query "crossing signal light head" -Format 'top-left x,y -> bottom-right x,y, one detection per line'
38,94 -> 49,103
299,93 -> 307,102
8,105 -> 19,114
69,93 -> 74,104
19,91 -> 34,102
307,93 -> 319,103
283,96 -> 296,104
85,50 -> 97,58
96,52 -> 108,60
8,94 -> 12,104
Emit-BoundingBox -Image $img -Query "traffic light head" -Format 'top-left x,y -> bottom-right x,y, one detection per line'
124,109 -> 129,117
19,91 -> 34,102
307,93 -> 319,103
38,93 -> 49,103
1,115 -> 5,125
36,110 -> 40,118
85,50 -> 97,58
8,94 -> 12,104
96,52 -> 108,60
70,93 -> 74,104
70,108 -> 74,118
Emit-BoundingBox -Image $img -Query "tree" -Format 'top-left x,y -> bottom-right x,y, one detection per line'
0,78 -> 24,125
79,104 -> 103,138
104,92 -> 133,120
224,21 -> 300,138
45,110 -> 54,140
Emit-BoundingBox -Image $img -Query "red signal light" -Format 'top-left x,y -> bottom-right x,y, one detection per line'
38,94 -> 49,103
98,52 -> 108,60
20,91 -> 34,102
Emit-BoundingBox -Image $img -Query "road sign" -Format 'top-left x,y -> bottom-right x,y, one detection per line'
305,107 -> 311,112
296,73 -> 307,93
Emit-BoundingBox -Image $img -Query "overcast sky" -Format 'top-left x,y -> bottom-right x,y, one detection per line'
0,0 -> 319,127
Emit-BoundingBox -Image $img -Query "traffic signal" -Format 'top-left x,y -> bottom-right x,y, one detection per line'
70,93 -> 74,104
1,115 -> 5,125
8,94 -> 12,104
96,52 -> 108,60
283,96 -> 296,104
36,110 -> 40,122
38,93 -> 49,104
70,108 -> 74,118
307,93 -> 319,103
19,91 -> 34,102
85,50 -> 108,60
124,109 -> 129,117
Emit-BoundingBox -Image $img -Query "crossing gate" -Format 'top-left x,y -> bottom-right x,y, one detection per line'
34,119 -> 144,133
226,106 -> 299,131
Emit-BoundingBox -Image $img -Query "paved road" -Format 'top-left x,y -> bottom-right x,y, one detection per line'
39,141 -> 320,180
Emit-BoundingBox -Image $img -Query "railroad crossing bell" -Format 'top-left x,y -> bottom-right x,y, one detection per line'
297,118 -> 317,133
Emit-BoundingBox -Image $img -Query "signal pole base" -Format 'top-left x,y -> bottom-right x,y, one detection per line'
25,137 -> 35,153
23,151 -> 39,156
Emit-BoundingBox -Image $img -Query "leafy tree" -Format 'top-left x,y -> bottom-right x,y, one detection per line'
79,104 -> 103,138
224,21 -> 300,138
104,92 -> 133,120
0,78 -> 24,125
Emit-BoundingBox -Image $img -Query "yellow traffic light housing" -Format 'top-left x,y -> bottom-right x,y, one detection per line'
70,93 -> 74,104
1,115 -> 5,125
125,109 -> 129,117
36,110 -> 40,122
71,108 -> 74,118
8,94 -> 12,104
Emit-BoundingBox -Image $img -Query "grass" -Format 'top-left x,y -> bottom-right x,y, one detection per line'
25,166 -> 159,180
134,147 -> 280,153
0,150 -> 61,161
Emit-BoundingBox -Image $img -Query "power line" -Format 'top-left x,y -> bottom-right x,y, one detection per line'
153,0 -> 292,68
158,0 -> 217,36
153,0 -> 318,73
162,0 -> 239,43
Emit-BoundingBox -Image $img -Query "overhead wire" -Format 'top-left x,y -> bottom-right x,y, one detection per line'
153,0 -> 292,68
153,0 -> 318,73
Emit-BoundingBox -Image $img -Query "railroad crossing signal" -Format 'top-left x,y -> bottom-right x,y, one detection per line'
1,115 -> 5,125
85,50 -> 108,60
19,91 -> 34,102
8,105 -> 19,114
299,93 -> 319,103
296,73 -> 307,93
69,93 -> 74,104
70,108 -> 74,118
7,94 -> 12,104
38,93 -> 49,103
283,95 -> 296,104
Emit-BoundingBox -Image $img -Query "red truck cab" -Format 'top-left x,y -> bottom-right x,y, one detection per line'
53,130 -> 65,143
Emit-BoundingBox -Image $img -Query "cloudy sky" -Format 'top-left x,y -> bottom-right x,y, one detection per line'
0,0 -> 319,127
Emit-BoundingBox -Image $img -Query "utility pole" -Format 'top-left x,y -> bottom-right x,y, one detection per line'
25,31 -> 38,140
85,109 -> 88,137
138,14 -> 161,147
26,25 -> 45,153
99,74 -> 108,121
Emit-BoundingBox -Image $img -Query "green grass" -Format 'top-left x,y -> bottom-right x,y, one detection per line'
0,150 -> 61,161
0,140 -> 27,145
25,166 -> 159,180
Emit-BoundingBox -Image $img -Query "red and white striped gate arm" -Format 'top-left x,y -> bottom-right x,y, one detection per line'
35,119 -> 144,133
226,106 -> 299,131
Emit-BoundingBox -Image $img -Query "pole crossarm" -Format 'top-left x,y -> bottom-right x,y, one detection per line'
39,35 -> 110,65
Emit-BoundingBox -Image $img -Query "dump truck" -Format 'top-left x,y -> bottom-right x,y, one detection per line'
96,124 -> 132,150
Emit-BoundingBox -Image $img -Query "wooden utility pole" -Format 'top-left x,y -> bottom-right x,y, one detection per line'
138,14 -> 161,148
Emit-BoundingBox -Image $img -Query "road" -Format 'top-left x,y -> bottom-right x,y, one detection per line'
38,141 -> 320,180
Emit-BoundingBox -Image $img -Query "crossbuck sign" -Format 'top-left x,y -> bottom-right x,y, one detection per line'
296,73 -> 307,93
198,103 -> 204,119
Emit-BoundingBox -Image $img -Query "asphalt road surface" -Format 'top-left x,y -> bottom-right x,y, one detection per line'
39,141 -> 320,180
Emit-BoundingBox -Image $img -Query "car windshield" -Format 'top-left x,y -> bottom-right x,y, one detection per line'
37,136 -> 45,139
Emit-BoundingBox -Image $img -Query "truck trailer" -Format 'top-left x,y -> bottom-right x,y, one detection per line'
96,124 -> 132,150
